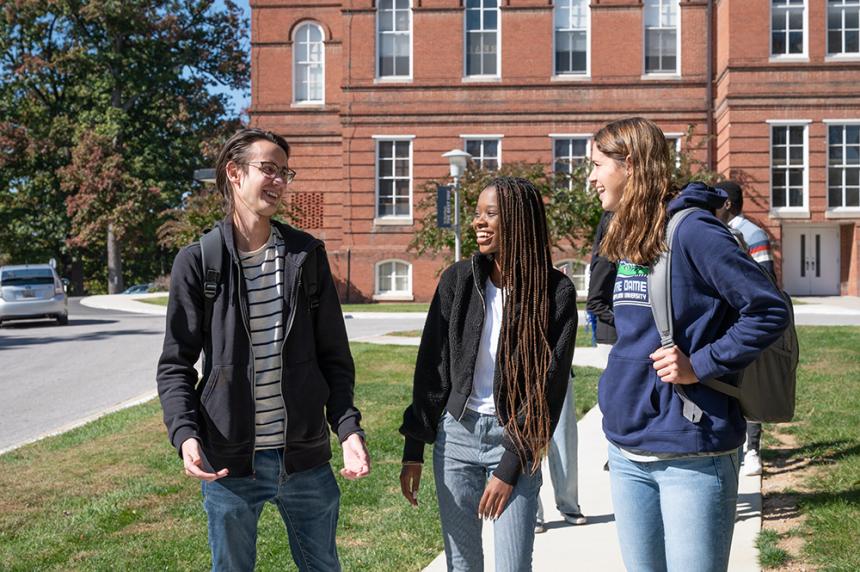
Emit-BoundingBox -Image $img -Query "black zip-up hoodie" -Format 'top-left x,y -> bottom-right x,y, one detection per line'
400,254 -> 578,485
157,217 -> 362,477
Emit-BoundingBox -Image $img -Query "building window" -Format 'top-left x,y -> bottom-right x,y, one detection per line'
554,0 -> 589,75
555,259 -> 589,294
553,137 -> 589,181
293,23 -> 324,104
375,260 -> 412,298
465,0 -> 499,77
376,139 -> 412,218
464,138 -> 501,171
378,0 -> 411,78
828,124 -> 860,209
771,0 -> 806,57
644,0 -> 679,74
664,133 -> 683,169
828,0 -> 860,56
771,124 -> 807,210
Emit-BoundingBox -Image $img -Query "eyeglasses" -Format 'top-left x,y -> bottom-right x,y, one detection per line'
243,161 -> 296,183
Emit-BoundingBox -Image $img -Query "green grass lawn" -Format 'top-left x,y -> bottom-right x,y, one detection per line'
139,296 -> 168,306
758,326 -> 860,570
0,342 -> 600,571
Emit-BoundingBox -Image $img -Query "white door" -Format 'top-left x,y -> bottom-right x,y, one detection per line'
782,226 -> 840,296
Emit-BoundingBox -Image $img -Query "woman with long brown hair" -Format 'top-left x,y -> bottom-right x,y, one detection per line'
590,117 -> 789,571
398,177 -> 578,571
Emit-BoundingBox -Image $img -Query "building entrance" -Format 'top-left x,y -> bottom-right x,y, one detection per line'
782,225 -> 840,296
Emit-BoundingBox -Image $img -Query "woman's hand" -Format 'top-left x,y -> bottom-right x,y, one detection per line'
400,463 -> 423,507
478,475 -> 513,520
650,346 -> 698,385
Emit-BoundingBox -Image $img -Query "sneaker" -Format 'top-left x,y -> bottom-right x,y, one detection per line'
534,520 -> 546,534
743,449 -> 762,476
562,511 -> 587,525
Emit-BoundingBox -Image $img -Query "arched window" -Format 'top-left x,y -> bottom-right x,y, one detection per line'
293,23 -> 324,104
375,260 -> 413,299
555,259 -> 589,294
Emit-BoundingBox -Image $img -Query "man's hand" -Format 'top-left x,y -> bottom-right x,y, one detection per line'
181,438 -> 228,481
650,346 -> 698,385
478,475 -> 513,520
340,433 -> 371,480
399,463 -> 422,507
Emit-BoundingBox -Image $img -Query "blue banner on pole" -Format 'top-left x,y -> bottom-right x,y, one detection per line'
437,184 -> 453,228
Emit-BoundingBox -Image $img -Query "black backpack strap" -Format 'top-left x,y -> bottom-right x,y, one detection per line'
302,245 -> 320,314
199,226 -> 223,335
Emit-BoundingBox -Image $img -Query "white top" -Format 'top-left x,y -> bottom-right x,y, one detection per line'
238,227 -> 287,450
466,280 -> 504,415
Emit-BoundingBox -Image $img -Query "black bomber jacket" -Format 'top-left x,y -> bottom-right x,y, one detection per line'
156,217 -> 362,477
399,254 -> 579,485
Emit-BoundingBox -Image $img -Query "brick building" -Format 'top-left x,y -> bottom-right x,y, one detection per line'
249,0 -> 860,301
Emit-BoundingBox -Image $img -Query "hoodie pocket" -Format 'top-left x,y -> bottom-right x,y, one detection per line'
282,359 -> 330,444
200,365 -> 254,445
598,356 -> 661,438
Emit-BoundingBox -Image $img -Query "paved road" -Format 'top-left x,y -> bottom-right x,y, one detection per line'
0,298 -> 425,454
0,298 -> 166,453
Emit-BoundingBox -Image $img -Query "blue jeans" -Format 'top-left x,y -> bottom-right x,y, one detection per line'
607,443 -> 739,572
537,380 -> 580,522
201,449 -> 341,572
433,409 -> 542,572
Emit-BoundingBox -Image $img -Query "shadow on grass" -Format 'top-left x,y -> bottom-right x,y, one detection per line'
763,439 -> 860,474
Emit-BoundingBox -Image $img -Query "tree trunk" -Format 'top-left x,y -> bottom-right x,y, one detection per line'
107,223 -> 124,293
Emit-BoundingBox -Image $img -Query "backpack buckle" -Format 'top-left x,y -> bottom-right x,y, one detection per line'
203,270 -> 220,299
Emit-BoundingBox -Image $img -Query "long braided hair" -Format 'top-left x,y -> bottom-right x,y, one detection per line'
491,177 -> 554,473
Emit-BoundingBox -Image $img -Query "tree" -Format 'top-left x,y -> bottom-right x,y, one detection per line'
0,0 -> 248,293
410,131 -> 722,266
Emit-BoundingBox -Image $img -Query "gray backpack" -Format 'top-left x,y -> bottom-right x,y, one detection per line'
648,207 -> 799,423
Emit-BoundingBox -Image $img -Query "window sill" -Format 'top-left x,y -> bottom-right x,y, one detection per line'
824,54 -> 860,62
770,209 -> 810,219
290,102 -> 326,109
373,217 -> 413,227
461,76 -> 502,83
551,74 -> 591,82
372,293 -> 414,302
640,73 -> 682,81
374,77 -> 413,84
768,55 -> 809,63
825,209 -> 860,219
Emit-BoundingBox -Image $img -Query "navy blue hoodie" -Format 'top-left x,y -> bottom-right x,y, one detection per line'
598,182 -> 790,454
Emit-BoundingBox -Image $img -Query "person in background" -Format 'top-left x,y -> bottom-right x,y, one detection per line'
587,211 -> 618,358
715,180 -> 775,477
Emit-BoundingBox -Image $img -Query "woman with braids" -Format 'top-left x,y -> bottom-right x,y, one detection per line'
590,117 -> 789,572
398,177 -> 578,571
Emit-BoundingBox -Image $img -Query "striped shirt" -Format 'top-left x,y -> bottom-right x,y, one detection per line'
238,228 -> 287,450
728,215 -> 773,266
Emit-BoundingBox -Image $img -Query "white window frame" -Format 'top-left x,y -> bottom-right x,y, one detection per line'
554,259 -> 590,295
376,0 -> 413,81
461,135 -> 503,171
642,0 -> 681,77
373,259 -> 414,301
770,0 -> 809,61
664,132 -> 683,169
767,120 -> 811,218
463,0 -> 501,80
550,134 -> 591,188
824,119 -> 860,217
292,22 -> 325,105
373,135 -> 415,225
552,0 -> 591,79
826,0 -> 860,59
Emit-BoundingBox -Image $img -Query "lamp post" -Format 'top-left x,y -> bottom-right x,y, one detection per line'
442,149 -> 471,261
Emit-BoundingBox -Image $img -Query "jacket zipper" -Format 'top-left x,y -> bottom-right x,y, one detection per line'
278,265 -> 303,453
460,258 -> 488,422
236,260 -> 258,477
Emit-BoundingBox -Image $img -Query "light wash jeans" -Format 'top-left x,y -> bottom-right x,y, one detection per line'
536,380 -> 581,522
433,409 -> 542,572
607,443 -> 740,572
201,449 -> 341,572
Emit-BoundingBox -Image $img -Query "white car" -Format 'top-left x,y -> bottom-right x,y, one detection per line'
0,264 -> 69,326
